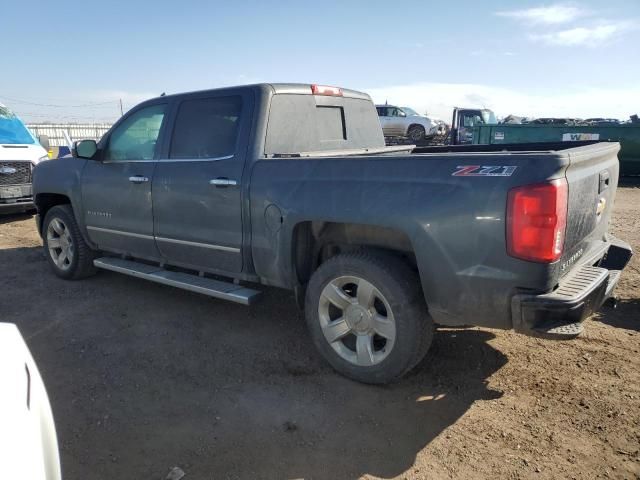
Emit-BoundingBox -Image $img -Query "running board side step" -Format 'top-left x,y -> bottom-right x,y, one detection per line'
93,257 -> 262,305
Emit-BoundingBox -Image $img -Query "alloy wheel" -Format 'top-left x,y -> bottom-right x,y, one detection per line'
318,276 -> 396,366
46,218 -> 74,271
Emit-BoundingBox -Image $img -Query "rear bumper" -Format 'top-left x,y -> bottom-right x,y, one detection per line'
511,237 -> 632,339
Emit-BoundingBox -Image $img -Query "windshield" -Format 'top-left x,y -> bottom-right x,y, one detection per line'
481,109 -> 498,124
401,107 -> 419,116
0,105 -> 36,144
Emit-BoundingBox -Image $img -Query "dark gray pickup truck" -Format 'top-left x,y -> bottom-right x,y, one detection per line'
32,83 -> 632,384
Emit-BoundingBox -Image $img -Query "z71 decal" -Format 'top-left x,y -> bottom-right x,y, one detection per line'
452,165 -> 518,177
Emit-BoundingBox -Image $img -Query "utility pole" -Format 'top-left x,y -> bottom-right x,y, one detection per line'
119,98 -> 124,116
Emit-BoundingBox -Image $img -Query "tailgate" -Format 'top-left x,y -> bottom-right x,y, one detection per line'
560,143 -> 620,275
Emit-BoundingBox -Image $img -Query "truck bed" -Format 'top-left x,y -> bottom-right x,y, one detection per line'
270,141 -> 600,159
250,142 -> 622,330
411,140 -> 600,155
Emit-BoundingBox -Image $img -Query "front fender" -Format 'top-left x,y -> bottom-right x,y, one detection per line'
33,158 -> 95,248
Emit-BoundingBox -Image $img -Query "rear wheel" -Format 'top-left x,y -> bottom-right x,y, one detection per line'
43,205 -> 97,280
304,251 -> 433,384
407,124 -> 426,142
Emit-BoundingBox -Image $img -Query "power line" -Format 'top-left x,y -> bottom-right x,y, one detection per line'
0,95 -> 119,108
15,110 -> 119,121
0,92 -> 114,103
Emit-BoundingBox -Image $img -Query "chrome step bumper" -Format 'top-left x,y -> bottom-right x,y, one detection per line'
511,237 -> 632,340
512,265 -> 616,340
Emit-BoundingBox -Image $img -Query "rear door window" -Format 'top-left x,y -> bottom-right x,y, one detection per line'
169,96 -> 242,160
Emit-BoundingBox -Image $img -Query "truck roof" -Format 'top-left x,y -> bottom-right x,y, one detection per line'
146,83 -> 372,103
114,82 -> 387,159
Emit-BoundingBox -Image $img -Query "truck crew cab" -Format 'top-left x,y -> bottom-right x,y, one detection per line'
33,84 -> 631,384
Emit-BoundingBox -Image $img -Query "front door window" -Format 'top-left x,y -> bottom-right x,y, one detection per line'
104,104 -> 166,161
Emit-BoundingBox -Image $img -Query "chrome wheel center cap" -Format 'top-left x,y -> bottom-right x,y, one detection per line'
345,305 -> 371,333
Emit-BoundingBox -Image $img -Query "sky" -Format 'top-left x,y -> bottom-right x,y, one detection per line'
2,0 -> 639,123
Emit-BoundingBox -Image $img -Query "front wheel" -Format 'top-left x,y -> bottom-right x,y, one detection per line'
304,252 -> 434,384
407,124 -> 426,142
43,205 -> 97,280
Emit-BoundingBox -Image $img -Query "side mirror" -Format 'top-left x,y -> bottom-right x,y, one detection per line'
73,139 -> 98,159
37,135 -> 50,150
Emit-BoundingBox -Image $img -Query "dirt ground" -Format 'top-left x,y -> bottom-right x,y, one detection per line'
0,185 -> 638,480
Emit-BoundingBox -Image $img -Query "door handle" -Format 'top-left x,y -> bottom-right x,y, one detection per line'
209,178 -> 238,187
129,176 -> 149,184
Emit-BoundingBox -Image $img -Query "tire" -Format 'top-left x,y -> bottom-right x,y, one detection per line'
407,124 -> 426,142
304,251 -> 434,384
43,205 -> 97,280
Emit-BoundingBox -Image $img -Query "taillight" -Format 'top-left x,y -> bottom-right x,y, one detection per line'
506,179 -> 568,263
311,84 -> 343,96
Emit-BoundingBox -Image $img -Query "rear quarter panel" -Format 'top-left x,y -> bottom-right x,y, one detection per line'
249,151 -> 572,328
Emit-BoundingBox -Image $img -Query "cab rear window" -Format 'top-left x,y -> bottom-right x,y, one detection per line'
265,94 -> 384,155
